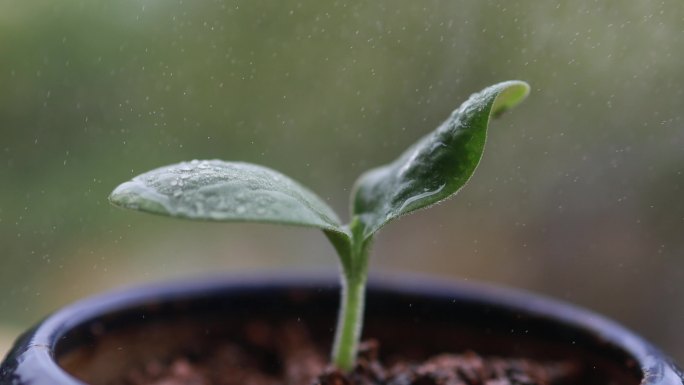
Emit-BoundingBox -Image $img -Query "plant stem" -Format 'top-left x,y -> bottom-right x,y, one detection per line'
331,219 -> 371,372
332,271 -> 367,371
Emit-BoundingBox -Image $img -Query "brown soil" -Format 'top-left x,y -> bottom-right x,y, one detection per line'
113,321 -> 580,385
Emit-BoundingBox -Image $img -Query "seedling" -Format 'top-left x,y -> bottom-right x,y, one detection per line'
109,81 -> 529,371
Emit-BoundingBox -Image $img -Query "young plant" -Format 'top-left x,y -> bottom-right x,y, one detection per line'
109,80 -> 530,371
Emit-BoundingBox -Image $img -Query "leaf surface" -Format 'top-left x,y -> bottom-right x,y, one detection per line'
110,160 -> 348,237
351,81 -> 530,239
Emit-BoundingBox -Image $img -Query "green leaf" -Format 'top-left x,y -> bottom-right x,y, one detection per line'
351,80 -> 530,239
109,160 -> 349,237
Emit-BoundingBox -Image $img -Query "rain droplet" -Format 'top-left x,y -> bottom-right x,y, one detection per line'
236,206 -> 246,214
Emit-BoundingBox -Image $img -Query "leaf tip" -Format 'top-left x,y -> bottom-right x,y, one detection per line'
108,181 -> 139,208
491,80 -> 530,118
108,181 -> 131,205
108,180 -> 170,214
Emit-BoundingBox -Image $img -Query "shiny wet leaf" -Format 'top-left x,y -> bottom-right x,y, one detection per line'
351,81 -> 530,239
109,160 -> 347,236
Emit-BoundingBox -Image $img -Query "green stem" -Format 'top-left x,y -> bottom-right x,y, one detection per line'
331,219 -> 371,372
332,272 -> 366,371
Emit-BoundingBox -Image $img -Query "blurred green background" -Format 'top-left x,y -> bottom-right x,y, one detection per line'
1,0 -> 683,362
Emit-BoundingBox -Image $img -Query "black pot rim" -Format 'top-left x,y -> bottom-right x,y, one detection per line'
2,272 -> 683,385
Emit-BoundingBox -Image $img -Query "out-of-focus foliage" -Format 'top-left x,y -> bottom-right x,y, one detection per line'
1,0 -> 683,361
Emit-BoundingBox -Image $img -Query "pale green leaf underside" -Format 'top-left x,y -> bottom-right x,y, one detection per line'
351,80 -> 530,239
109,160 -> 349,237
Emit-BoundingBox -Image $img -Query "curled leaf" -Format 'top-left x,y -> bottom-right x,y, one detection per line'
351,81 -> 530,239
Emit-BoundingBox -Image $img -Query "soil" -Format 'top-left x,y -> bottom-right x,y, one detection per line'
113,321 -> 580,385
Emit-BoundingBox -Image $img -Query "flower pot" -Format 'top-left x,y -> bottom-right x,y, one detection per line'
1,274 -> 682,385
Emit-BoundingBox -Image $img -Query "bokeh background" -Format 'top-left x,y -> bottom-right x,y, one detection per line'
1,0 -> 683,363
